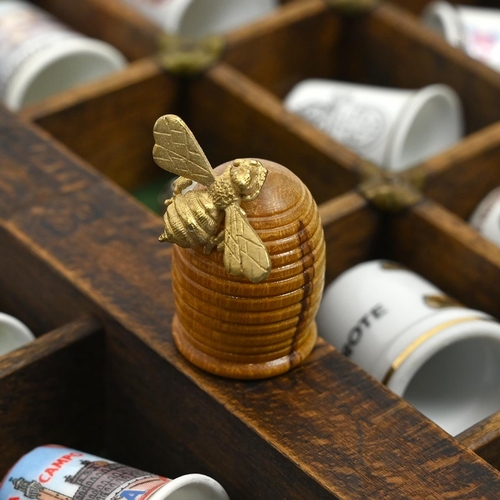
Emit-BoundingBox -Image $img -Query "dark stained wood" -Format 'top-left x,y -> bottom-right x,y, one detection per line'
2,108 -> 500,497
12,182 -> 500,498
0,105 -> 100,221
457,410 -> 500,471
108,324 -> 500,500
411,121 -> 500,219
3,0 -> 500,496
319,191 -> 381,285
107,329 -> 339,500
0,225 -> 97,335
0,316 -> 105,476
20,59 -> 180,191
355,3 -> 500,134
29,0 -> 161,61
389,198 -> 500,319
224,0 -> 341,97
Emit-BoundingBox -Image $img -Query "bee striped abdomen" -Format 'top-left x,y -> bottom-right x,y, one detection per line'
163,191 -> 222,248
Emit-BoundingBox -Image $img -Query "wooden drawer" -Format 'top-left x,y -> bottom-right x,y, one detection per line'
2,0 -> 500,498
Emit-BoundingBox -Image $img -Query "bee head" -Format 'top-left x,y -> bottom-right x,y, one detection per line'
231,159 -> 268,201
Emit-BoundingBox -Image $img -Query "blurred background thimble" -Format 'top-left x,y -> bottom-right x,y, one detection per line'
0,0 -> 126,110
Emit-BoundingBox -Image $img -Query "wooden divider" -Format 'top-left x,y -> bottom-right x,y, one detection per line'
2,0 -> 500,497
390,198 -> 500,318
0,317 -> 105,475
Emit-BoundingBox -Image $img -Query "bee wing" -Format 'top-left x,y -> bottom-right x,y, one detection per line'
223,204 -> 271,283
153,114 -> 215,187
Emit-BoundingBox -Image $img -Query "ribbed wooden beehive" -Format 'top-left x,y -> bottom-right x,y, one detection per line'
171,159 -> 326,379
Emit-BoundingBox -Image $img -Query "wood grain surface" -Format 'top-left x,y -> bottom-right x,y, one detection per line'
415,121 -> 500,219
319,191 -> 381,285
390,199 -> 500,320
2,0 -> 500,496
20,59 -> 180,191
458,410 -> 500,470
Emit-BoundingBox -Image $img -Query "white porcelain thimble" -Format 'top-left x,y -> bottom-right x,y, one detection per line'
0,0 -> 126,110
317,260 -> 500,435
284,79 -> 463,171
423,1 -> 500,72
0,312 -> 34,357
119,0 -> 277,38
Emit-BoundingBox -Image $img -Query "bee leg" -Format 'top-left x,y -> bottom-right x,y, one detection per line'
173,176 -> 193,196
203,237 -> 217,254
215,229 -> 225,252
203,230 -> 224,254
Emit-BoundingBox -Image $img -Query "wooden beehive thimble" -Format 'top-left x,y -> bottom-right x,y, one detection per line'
153,115 -> 325,379
171,159 -> 325,379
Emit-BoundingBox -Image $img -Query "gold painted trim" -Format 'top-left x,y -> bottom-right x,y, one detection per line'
382,315 -> 488,385
423,294 -> 464,310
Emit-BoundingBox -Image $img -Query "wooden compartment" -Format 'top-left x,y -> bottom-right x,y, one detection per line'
2,0 -> 500,498
0,317 -> 105,473
18,0 -> 365,205
221,1 -> 500,157
19,0 -> 500,211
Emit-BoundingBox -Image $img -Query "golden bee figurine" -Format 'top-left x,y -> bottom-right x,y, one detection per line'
153,114 -> 271,283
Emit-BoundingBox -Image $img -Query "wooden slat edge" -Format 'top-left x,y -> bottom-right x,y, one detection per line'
390,199 -> 500,325
457,410 -> 500,470
225,0 -> 326,47
19,58 -> 165,122
0,316 -> 103,377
